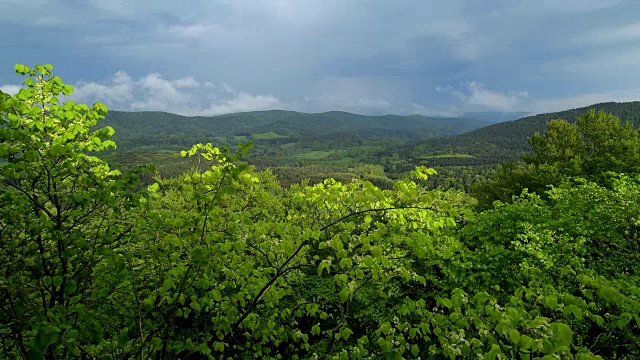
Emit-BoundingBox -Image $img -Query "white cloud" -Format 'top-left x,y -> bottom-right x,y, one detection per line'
199,92 -> 285,116
2,72 -> 448,117
72,71 -> 134,105
438,81 -> 640,114
410,103 -> 428,113
219,83 -> 233,94
69,71 -> 287,116
437,82 -> 529,111
0,84 -> 21,95
465,82 -> 529,111
172,77 -> 200,88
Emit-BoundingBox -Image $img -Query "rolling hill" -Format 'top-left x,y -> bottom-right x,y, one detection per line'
101,109 -> 491,152
404,101 -> 640,167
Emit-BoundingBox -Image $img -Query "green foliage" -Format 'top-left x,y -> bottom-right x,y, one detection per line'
474,109 -> 640,208
0,64 -> 150,359
448,177 -> 640,357
472,163 -> 562,209
528,119 -> 583,174
527,110 -> 640,179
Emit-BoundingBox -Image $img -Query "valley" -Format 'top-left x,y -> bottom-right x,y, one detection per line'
100,109 -> 490,187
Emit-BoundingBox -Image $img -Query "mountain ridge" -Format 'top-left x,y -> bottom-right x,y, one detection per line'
102,109 -> 492,152
404,101 -> 640,167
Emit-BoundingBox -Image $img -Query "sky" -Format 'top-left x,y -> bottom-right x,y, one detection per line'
1,0 -> 640,117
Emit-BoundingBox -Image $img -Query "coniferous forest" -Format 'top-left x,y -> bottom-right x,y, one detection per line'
1,65 -> 639,360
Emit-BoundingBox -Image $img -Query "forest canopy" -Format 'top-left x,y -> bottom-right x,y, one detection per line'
0,64 -> 638,359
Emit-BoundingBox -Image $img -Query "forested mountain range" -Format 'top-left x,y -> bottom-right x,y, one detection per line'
101,102 -> 640,190
102,110 -> 491,152
403,101 -> 640,167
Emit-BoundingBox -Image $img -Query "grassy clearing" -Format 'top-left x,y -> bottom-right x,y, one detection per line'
420,153 -> 475,159
297,150 -> 334,160
252,132 -> 289,140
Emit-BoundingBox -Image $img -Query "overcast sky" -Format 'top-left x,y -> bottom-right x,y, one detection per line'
1,0 -> 640,116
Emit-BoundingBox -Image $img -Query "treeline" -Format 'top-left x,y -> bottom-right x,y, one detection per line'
472,109 -> 640,208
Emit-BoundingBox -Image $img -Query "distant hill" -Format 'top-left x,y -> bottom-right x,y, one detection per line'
405,101 -> 640,167
462,111 -> 531,123
101,110 -> 491,152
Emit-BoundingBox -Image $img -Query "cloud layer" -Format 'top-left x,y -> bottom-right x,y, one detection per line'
4,72 -> 640,117
436,83 -> 529,112
0,0 -> 639,116
71,72 -> 287,116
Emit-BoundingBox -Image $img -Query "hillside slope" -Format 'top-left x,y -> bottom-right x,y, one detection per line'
405,101 -> 640,166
